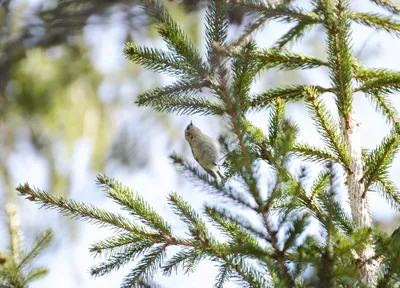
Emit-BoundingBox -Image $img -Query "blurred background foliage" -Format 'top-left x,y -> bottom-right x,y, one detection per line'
1,0 -> 400,286
0,0 -> 210,202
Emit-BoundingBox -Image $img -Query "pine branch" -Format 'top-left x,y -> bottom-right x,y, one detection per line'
205,0 -> 229,57
205,207 -> 261,248
121,244 -> 167,287
97,174 -> 172,235
165,194 -> 265,287
89,233 -> 146,258
141,0 -> 205,76
148,95 -> 224,116
17,180 -> 263,287
16,183 -> 146,234
220,256 -> 267,287
169,153 -> 256,209
268,99 -> 285,148
1,205 -> 52,288
229,14 -> 268,48
258,208 -> 294,287
135,79 -> 225,115
364,91 -> 399,125
370,0 -> 400,14
231,41 -> 258,111
161,248 -> 205,276
215,70 -> 260,203
309,170 -> 330,205
90,241 -> 155,277
324,1 -> 354,120
271,118 -> 298,169
164,227 -> 265,287
18,229 -> 53,269
170,195 -> 264,287
249,85 -> 332,110
376,228 -> 400,286
230,0 -> 320,23
135,79 -> 213,110
362,131 -> 399,197
205,206 -> 269,241
288,166 -> 353,239
319,175 -> 335,287
254,48 -> 329,70
255,171 -> 295,286
25,267 -> 48,282
215,262 -> 232,288
240,120 -> 274,164
287,173 -> 326,229
168,193 -> 208,238
351,13 -> 400,37
274,19 -> 319,48
123,44 -> 197,76
353,67 -> 400,82
317,181 -> 355,235
375,177 -> 400,211
353,68 -> 389,81
249,86 -> 304,110
356,72 -> 400,94
304,87 -> 350,170
282,214 -> 310,253
294,143 -> 340,164
6,269 -> 26,288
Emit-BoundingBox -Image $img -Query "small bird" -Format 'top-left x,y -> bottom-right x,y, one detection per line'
185,122 -> 224,182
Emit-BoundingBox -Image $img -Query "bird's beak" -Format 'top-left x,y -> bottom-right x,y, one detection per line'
190,121 -> 193,126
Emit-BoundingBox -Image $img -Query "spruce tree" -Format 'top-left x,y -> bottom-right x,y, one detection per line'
15,0 -> 400,286
0,204 -> 53,288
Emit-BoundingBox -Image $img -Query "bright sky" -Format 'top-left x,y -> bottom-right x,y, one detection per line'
3,0 -> 400,287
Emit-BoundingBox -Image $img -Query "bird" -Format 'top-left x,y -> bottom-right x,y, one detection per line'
184,121 -> 224,182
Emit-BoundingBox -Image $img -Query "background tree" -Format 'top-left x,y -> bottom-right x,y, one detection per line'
0,204 -> 52,288
11,0 -> 400,287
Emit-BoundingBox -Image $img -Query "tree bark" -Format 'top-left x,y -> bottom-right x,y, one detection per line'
343,116 -> 379,286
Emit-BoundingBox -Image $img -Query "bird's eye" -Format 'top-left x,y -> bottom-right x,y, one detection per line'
186,125 -> 191,131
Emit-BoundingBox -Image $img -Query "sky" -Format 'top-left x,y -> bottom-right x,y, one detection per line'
3,0 -> 400,287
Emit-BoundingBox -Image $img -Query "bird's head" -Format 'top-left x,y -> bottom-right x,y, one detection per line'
185,121 -> 201,142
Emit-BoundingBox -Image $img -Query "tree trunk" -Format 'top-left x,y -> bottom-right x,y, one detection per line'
343,116 -> 379,286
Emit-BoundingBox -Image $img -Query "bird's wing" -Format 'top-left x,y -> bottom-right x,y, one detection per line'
190,147 -> 200,163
